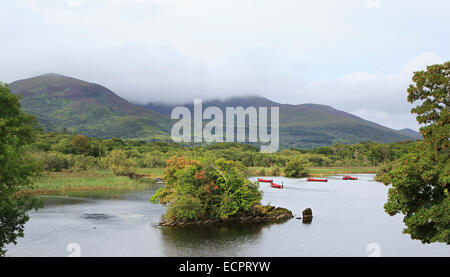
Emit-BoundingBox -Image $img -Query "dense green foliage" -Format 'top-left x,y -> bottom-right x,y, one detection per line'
103,149 -> 137,176
23,131 -> 414,177
150,156 -> 262,221
382,61 -> 449,244
284,158 -> 308,178
0,83 -> 41,256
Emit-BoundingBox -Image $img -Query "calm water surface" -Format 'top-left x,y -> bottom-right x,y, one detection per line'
6,174 -> 449,256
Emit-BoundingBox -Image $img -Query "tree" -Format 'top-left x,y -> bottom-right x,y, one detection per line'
284,158 -> 308,178
383,61 -> 449,244
72,135 -> 90,154
151,156 -> 262,221
105,149 -> 136,177
0,83 -> 41,256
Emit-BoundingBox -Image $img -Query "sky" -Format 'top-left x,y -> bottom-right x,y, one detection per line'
0,0 -> 449,131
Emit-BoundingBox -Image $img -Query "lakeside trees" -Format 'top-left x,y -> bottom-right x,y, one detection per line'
103,149 -> 137,176
24,131 -> 413,176
284,158 -> 308,178
0,83 -> 41,256
382,61 -> 449,244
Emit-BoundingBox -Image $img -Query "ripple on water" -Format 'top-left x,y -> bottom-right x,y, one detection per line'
81,213 -> 114,220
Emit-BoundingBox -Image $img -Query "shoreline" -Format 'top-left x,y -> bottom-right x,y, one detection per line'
17,168 -> 377,195
15,184 -> 152,196
158,206 -> 294,227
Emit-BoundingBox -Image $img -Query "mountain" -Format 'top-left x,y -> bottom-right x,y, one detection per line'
144,96 -> 421,148
9,73 -> 420,148
397,128 -> 421,139
9,73 -> 170,140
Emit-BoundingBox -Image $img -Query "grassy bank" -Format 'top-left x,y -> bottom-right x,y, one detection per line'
18,170 -> 152,195
136,167 -> 164,176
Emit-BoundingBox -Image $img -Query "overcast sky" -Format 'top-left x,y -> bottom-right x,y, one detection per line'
1,0 -> 449,130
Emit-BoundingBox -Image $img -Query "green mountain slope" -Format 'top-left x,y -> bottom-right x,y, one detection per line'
9,73 -> 418,148
145,96 -> 420,148
397,128 -> 421,139
9,73 -> 170,140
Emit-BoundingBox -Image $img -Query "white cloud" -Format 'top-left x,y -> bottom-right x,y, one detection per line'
299,52 -> 444,130
1,1 -> 449,131
366,0 -> 381,8
65,0 -> 81,8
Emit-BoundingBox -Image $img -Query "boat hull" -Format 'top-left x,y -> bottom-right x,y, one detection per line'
270,183 -> 283,189
307,178 -> 328,182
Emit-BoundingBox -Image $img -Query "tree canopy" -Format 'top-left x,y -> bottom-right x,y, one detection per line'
0,83 -> 41,256
383,62 -> 449,244
151,156 -> 262,221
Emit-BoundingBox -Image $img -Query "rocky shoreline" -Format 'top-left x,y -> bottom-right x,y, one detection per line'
158,206 -> 294,227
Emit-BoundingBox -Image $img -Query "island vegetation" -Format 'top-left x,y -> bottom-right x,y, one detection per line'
150,156 -> 293,225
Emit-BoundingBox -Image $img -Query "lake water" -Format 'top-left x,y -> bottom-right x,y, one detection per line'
6,174 -> 449,257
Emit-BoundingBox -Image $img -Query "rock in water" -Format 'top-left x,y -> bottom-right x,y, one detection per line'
302,208 -> 313,224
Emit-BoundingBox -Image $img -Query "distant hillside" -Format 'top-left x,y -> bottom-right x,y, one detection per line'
397,128 -> 422,139
9,73 -> 170,140
9,74 -> 419,148
144,96 -> 420,148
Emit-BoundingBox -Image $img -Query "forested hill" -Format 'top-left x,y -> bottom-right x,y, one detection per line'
144,96 -> 420,148
9,73 -> 171,140
9,74 -> 419,148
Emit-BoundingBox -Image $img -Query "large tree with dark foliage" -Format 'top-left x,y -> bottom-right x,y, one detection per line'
383,62 -> 449,244
0,82 -> 40,256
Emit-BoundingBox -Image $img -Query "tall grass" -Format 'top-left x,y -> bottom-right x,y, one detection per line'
19,170 -> 151,195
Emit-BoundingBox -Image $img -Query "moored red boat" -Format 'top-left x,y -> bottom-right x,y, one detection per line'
258,178 -> 273,183
307,178 -> 328,182
270,182 -> 283,189
343,176 -> 357,180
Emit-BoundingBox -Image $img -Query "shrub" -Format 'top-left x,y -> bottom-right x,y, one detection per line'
270,166 -> 281,176
166,196 -> 204,221
72,135 -> 90,154
41,152 -> 72,172
105,150 -> 136,176
284,158 -> 308,178
258,168 -> 266,176
142,152 -> 166,168
51,138 -> 75,154
71,155 -> 99,172
151,156 -> 262,221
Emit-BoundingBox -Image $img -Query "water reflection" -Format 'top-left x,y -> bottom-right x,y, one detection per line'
81,213 -> 115,220
160,221 -> 288,256
40,196 -> 90,207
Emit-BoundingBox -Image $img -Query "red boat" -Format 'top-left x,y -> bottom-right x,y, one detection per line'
307,178 -> 328,182
343,176 -> 357,180
270,182 -> 283,189
258,178 -> 273,183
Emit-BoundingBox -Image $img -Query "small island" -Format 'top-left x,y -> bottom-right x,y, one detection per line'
151,156 -> 293,226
